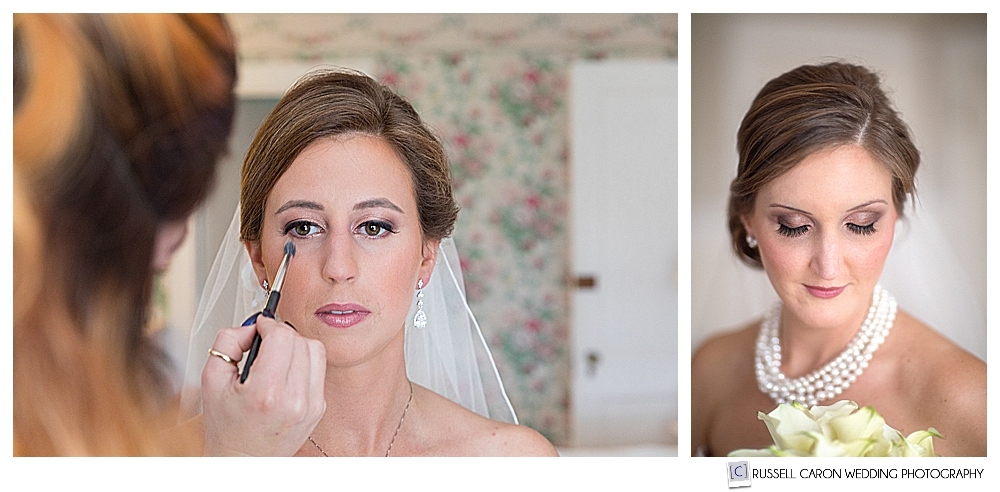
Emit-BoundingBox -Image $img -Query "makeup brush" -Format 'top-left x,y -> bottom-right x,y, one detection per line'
240,240 -> 296,383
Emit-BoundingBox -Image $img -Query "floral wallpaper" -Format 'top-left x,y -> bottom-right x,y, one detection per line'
228,13 -> 676,445
374,53 -> 573,440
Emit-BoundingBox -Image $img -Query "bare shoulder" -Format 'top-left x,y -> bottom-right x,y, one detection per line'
478,419 -> 559,456
894,311 -> 985,396
691,321 -> 759,454
693,322 -> 758,367
413,385 -> 558,456
692,321 -> 758,396
892,311 -> 986,456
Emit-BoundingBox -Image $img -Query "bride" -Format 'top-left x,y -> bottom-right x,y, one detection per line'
181,68 -> 557,456
691,62 -> 986,457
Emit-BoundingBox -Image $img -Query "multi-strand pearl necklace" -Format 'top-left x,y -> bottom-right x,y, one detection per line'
755,285 -> 897,407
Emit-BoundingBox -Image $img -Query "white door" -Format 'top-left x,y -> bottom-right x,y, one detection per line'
570,59 -> 677,448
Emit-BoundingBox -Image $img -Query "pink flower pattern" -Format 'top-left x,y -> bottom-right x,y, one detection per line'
376,54 -> 571,442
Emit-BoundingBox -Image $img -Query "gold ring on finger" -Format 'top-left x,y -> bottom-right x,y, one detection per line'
208,348 -> 238,367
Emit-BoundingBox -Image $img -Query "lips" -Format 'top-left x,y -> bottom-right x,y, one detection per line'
315,303 -> 370,329
804,285 -> 846,299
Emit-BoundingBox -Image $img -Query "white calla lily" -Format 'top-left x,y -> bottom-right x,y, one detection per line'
758,402 -> 821,452
826,404 -> 885,443
729,400 -> 941,457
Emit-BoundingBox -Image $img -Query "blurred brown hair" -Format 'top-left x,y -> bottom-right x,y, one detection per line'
727,62 -> 920,268
13,14 -> 237,455
239,68 -> 458,246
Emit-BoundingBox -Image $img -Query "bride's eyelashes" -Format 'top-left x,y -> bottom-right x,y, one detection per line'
355,219 -> 397,239
846,222 -> 877,235
777,223 -> 809,238
284,219 -> 324,238
844,211 -> 882,236
774,220 -> 879,238
282,219 -> 398,239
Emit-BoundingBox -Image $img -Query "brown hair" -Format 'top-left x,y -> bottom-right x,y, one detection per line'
240,68 -> 458,244
727,62 -> 920,268
13,14 -> 236,455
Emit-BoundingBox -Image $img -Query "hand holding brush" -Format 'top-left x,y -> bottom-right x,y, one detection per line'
240,240 -> 295,383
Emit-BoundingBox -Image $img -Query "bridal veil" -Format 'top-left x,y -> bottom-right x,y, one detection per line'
179,206 -> 518,424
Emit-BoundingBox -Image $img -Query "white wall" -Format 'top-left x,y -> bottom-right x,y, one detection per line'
691,14 -> 986,359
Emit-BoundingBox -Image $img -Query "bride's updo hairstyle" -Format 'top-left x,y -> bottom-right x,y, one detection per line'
240,68 -> 459,245
727,61 -> 920,268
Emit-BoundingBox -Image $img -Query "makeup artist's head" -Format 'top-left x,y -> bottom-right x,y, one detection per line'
727,62 -> 920,330
240,69 -> 458,365
13,14 -> 236,455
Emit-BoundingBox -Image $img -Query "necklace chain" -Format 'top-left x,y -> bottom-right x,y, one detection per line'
754,285 -> 897,407
308,380 -> 413,457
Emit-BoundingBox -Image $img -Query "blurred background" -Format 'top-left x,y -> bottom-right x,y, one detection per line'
691,14 -> 986,360
155,13 -> 678,455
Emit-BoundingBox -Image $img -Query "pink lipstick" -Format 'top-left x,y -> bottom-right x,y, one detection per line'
315,303 -> 370,329
804,285 -> 846,299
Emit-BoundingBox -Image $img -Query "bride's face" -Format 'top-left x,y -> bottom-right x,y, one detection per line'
742,145 -> 897,331
248,134 -> 437,366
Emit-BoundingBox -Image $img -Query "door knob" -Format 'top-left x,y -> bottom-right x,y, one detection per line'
585,351 -> 601,377
574,275 -> 597,289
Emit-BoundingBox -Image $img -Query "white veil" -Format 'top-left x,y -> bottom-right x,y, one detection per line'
179,206 -> 518,424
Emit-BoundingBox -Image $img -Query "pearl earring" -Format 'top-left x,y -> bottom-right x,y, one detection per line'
746,235 -> 758,249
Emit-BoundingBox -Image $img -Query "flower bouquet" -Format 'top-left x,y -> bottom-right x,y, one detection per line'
728,400 -> 941,457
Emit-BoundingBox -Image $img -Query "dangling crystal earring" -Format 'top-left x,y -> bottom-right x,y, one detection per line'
746,235 -> 758,249
262,279 -> 270,293
413,279 -> 427,330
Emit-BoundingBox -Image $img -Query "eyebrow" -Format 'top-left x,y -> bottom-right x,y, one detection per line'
768,199 -> 889,215
275,200 -> 324,214
354,198 -> 405,213
845,199 -> 889,212
275,198 -> 405,215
